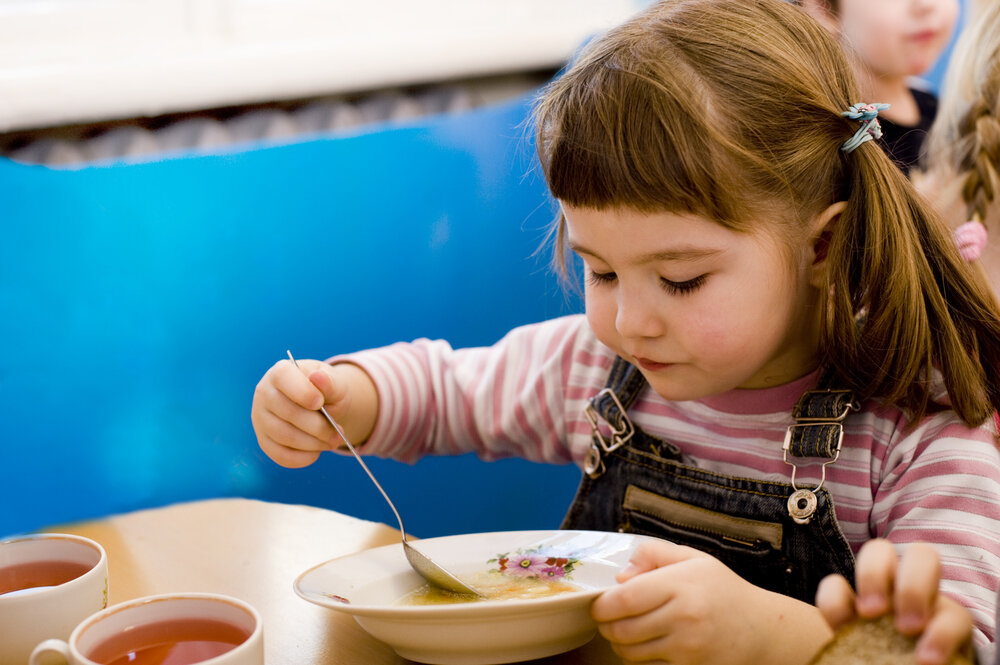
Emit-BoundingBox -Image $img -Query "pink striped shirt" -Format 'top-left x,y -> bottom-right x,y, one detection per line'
338,314 -> 1000,645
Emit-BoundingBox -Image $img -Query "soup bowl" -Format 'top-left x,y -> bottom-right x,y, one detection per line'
294,529 -> 659,665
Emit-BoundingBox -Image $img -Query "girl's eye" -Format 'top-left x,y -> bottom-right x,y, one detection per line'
660,274 -> 707,295
586,270 -> 617,286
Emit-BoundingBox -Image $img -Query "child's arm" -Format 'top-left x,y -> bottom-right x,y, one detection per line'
591,540 -> 835,665
251,358 -> 379,468
814,538 -> 974,665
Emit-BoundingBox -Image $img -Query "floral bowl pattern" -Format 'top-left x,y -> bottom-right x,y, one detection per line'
490,545 -> 581,580
294,529 -> 659,665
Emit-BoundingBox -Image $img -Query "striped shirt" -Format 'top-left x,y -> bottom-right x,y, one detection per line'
339,314 -> 1000,645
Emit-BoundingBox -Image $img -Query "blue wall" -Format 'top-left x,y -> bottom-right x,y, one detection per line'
0,95 -> 584,539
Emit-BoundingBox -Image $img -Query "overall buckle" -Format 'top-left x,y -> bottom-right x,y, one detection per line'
782,388 -> 858,525
583,388 -> 635,478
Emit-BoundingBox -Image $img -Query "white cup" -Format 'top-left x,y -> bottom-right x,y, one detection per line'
30,592 -> 264,665
0,533 -> 109,664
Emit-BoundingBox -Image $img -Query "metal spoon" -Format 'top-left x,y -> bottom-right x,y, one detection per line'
286,351 -> 483,597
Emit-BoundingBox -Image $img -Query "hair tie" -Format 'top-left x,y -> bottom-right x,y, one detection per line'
840,102 -> 890,153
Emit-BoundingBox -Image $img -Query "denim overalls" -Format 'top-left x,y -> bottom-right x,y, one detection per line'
562,357 -> 857,603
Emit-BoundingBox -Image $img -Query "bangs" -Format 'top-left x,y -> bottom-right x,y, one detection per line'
534,45 -> 749,224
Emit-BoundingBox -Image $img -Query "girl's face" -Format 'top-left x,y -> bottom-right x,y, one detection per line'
563,204 -> 823,401
836,0 -> 958,78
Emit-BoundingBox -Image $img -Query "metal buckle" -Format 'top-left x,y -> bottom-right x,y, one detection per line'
582,388 -> 634,478
584,388 -> 635,454
782,390 -> 856,524
782,419 -> 845,494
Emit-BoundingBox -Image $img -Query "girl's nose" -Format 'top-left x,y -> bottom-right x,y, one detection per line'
615,287 -> 665,339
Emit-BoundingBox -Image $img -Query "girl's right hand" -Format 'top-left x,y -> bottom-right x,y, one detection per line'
814,539 -> 974,665
251,358 -> 378,468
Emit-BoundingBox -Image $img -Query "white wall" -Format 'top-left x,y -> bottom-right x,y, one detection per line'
0,0 -> 645,131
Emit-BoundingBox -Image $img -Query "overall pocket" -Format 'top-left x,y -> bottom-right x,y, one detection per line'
620,485 -> 807,600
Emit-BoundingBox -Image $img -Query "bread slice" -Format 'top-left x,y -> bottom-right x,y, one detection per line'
810,615 -> 974,665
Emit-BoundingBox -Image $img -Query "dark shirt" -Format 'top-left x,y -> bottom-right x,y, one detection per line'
877,87 -> 938,176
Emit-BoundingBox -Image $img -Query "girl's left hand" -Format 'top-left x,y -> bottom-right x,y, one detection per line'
592,540 -> 831,665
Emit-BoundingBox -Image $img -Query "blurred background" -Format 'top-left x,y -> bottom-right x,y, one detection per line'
0,0 -> 967,540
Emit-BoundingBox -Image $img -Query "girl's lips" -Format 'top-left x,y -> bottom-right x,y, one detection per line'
634,357 -> 671,371
909,30 -> 937,43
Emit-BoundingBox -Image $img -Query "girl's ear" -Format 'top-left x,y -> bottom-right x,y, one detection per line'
808,201 -> 847,287
797,0 -> 841,35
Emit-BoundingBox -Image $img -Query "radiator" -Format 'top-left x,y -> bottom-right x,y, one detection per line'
3,73 -> 548,167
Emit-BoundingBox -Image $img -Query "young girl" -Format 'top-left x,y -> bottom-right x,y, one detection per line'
796,0 -> 959,175
915,0 -> 1000,290
251,0 -> 1000,662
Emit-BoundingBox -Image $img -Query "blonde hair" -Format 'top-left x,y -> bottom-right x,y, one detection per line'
534,0 -> 1000,426
921,3 -> 1000,227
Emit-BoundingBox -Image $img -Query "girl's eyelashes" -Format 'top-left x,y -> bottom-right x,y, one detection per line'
660,274 -> 707,295
586,270 -> 617,286
585,269 -> 708,295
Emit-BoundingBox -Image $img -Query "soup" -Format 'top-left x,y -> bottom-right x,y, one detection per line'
397,571 -> 581,605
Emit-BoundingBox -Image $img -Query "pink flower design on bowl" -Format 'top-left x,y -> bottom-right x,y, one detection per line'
490,549 -> 581,579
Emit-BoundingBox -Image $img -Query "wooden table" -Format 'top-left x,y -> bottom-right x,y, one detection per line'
47,498 -> 621,665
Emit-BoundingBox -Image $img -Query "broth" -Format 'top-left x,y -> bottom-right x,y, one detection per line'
397,571 -> 581,605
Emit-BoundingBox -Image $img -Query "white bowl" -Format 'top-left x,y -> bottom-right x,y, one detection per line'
294,529 -> 657,665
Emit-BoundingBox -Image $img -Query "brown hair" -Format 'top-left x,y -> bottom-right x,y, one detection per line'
534,0 -> 1000,427
921,2 -> 1000,228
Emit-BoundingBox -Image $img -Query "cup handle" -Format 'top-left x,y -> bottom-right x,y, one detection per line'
30,638 -> 72,665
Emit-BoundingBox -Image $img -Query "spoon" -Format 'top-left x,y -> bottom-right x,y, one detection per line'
286,351 -> 483,597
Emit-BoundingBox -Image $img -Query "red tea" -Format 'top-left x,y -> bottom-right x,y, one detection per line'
0,559 -> 94,596
86,617 -> 251,665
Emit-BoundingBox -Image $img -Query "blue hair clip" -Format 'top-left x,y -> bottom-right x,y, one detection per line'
840,102 -> 890,153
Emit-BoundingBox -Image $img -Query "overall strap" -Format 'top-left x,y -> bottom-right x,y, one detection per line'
784,388 -> 857,459
783,369 -> 858,524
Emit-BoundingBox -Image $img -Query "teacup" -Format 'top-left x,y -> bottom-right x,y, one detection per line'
0,533 -> 109,664
31,592 -> 264,665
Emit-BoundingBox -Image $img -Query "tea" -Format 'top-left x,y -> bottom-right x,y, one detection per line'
0,559 -> 94,596
86,618 -> 250,665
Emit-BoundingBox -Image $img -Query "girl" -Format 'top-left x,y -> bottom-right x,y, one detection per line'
252,0 -> 1000,662
915,0 -> 1000,290
796,0 -> 959,175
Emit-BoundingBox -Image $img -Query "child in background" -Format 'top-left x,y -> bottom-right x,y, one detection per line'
915,0 -> 1000,289
796,0 -> 959,175
252,1 -> 1000,663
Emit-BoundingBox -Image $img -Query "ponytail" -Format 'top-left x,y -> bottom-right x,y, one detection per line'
824,141 -> 1000,426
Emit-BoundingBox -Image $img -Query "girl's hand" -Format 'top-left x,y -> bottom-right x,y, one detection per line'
814,539 -> 973,665
592,540 -> 832,665
251,358 -> 378,468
